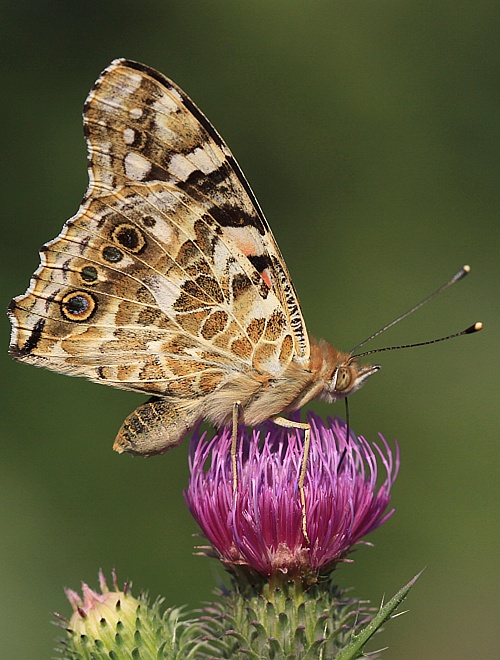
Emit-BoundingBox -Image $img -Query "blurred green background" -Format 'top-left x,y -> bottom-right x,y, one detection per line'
0,1 -> 497,657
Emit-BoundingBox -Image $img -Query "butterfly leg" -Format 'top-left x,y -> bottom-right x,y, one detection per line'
231,401 -> 242,492
272,416 -> 311,544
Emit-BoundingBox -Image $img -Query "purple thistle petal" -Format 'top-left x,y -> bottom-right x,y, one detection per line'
185,412 -> 398,581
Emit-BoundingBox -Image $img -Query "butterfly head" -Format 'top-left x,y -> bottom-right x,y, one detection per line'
319,356 -> 380,404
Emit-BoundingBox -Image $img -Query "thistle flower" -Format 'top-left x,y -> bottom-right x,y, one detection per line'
185,413 -> 399,585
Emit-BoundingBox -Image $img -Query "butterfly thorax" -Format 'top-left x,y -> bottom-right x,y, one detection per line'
201,339 -> 379,431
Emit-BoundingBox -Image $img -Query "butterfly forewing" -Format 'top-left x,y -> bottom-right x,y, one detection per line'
84,59 -> 309,359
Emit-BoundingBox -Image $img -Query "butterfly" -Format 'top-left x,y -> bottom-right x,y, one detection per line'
8,59 -> 378,481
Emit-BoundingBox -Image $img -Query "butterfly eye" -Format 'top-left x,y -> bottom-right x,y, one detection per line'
335,366 -> 352,392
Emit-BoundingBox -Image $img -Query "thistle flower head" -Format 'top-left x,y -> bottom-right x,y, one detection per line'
56,570 -> 177,658
63,569 -> 134,636
186,413 -> 399,585
56,570 -> 146,657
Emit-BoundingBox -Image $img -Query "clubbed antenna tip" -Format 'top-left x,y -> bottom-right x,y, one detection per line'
465,321 -> 483,334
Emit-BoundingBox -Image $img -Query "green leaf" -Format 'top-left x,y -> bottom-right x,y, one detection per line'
335,570 -> 423,660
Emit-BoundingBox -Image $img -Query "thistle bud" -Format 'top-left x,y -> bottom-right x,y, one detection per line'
57,570 -> 167,658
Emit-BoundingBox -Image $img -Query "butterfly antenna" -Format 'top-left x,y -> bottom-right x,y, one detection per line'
350,265 -> 473,354
352,322 -> 482,359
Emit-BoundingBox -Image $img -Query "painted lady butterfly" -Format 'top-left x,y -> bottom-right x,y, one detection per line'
8,59 -> 379,467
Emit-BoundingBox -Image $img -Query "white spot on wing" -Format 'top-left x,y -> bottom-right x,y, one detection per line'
154,93 -> 180,115
130,107 -> 143,119
123,128 -> 135,144
144,217 -> 174,246
169,153 -> 197,180
124,152 -> 151,180
189,146 -> 222,174
169,146 -> 222,182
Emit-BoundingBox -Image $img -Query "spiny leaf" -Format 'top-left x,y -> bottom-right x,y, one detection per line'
335,570 -> 423,660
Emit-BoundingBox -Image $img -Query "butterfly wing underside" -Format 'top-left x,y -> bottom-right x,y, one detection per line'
8,59 -> 310,454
